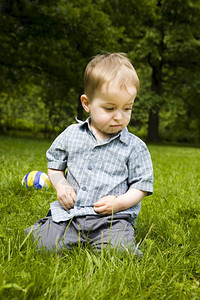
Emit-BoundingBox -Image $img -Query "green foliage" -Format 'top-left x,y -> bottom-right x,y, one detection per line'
0,0 -> 122,88
159,97 -> 200,143
103,0 -> 200,142
0,0 -> 124,137
0,0 -> 200,142
0,136 -> 200,299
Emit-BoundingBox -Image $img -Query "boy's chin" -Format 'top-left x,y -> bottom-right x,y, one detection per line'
109,126 -> 123,133
106,129 -> 122,136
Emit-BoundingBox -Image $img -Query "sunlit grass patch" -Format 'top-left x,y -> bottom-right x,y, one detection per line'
0,136 -> 199,299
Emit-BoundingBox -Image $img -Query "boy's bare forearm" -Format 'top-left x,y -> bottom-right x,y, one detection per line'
116,189 -> 147,211
48,168 -> 70,189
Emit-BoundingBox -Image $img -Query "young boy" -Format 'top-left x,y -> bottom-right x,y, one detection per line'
26,53 -> 153,254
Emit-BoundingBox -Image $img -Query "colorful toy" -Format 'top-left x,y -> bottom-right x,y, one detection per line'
22,171 -> 50,189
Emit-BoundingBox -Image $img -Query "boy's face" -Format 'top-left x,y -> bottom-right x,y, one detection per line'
81,84 -> 137,141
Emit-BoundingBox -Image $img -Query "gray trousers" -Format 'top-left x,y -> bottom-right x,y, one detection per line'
25,214 -> 142,255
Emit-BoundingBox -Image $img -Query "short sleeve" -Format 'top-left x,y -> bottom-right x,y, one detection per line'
127,141 -> 153,195
46,129 -> 68,170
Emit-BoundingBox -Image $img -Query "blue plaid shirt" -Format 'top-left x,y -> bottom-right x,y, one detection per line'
47,118 -> 153,224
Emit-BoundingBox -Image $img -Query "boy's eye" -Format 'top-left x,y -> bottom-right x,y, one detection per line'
124,107 -> 132,111
104,107 -> 114,111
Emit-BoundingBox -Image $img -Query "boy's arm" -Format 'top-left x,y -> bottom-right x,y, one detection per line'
94,188 -> 146,215
48,168 -> 76,211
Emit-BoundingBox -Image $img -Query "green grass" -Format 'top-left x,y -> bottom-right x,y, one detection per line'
0,136 -> 200,299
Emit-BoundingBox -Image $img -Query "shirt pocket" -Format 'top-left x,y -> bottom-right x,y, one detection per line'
96,150 -> 129,179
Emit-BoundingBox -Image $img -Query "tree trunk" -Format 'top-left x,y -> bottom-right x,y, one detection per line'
147,109 -> 159,142
147,56 -> 163,142
147,5 -> 164,142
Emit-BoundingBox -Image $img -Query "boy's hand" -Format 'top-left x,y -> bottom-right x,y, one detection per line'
48,169 -> 76,211
94,195 -> 119,215
56,184 -> 76,211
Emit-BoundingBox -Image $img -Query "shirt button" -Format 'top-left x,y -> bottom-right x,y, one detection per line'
82,186 -> 87,191
88,165 -> 92,170
77,206 -> 81,210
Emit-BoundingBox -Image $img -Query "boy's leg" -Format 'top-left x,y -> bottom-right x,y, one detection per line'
25,216 -> 85,251
86,215 -> 142,256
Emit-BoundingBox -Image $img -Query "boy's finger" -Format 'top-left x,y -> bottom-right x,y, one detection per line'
95,208 -> 107,215
59,199 -> 69,210
94,205 -> 100,211
67,196 -> 75,206
94,200 -> 104,207
71,191 -> 76,202
94,204 -> 105,211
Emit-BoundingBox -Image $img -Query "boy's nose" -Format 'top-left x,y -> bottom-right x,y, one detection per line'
114,110 -> 123,121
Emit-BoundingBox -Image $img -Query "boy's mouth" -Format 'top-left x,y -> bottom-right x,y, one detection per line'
110,124 -> 122,128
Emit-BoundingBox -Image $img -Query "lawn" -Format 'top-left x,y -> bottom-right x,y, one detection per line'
0,136 -> 199,299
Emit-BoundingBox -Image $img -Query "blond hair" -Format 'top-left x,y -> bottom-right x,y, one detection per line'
84,53 -> 140,100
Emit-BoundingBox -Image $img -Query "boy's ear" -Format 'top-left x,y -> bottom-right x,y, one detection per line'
81,94 -> 90,113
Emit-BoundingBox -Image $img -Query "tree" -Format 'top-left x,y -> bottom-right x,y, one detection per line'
103,0 -> 200,142
1,0 -> 200,142
0,0 -> 122,134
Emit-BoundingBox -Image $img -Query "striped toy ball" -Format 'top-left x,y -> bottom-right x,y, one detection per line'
22,171 -> 50,189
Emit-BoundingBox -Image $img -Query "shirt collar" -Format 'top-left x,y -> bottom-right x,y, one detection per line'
76,117 -> 129,145
76,117 -> 90,125
76,117 -> 92,131
118,127 -> 130,144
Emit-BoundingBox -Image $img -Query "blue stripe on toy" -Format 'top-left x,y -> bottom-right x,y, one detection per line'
25,172 -> 30,188
33,171 -> 43,189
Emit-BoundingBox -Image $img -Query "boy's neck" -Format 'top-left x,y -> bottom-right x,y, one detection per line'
90,123 -> 118,144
